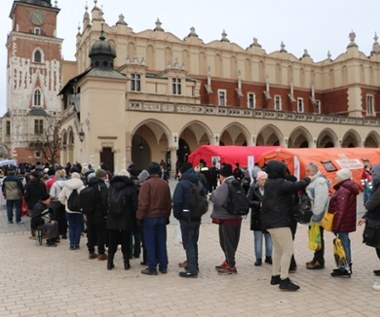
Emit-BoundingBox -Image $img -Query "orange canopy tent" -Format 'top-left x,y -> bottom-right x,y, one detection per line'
257,147 -> 380,189
188,145 -> 280,168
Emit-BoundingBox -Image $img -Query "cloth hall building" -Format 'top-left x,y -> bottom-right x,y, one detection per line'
3,0 -> 380,174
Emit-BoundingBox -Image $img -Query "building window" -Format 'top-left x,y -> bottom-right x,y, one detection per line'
33,50 -> 42,63
315,100 -> 321,114
35,151 -> 42,159
34,119 -> 44,135
34,90 -> 42,106
218,89 -> 227,106
366,94 -> 374,116
247,92 -> 256,109
6,121 -> 10,136
34,27 -> 41,35
297,98 -> 304,113
274,95 -> 282,111
130,73 -> 141,91
172,78 -> 182,95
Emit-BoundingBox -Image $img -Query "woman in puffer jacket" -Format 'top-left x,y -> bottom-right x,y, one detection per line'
328,168 -> 359,277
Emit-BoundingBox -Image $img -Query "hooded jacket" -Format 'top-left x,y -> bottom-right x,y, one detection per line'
58,177 -> 85,213
365,163 -> 380,221
261,160 -> 310,230
106,175 -> 137,231
172,168 -> 204,221
329,178 -> 359,233
305,170 -> 330,222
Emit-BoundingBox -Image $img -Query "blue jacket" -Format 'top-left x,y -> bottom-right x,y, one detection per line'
172,169 -> 200,220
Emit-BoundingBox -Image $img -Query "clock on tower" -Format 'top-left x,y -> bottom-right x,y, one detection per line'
30,10 -> 45,26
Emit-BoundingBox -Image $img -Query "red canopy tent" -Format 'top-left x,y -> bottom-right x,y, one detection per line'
188,145 -> 280,168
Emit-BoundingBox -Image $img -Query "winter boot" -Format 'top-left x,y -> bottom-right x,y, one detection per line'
279,278 -> 300,291
123,254 -> 131,270
107,253 -> 115,270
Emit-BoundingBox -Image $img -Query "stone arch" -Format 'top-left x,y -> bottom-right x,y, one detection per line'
287,65 -> 293,85
230,56 -> 237,79
199,51 -> 206,75
342,65 -> 348,86
127,42 -> 136,59
288,126 -> 313,148
245,58 -> 252,81
275,63 -> 281,84
364,131 -> 380,148
131,119 -> 171,170
258,60 -> 265,82
219,122 -> 250,146
342,129 -> 361,148
182,49 -> 190,70
215,54 -> 222,77
256,124 -> 283,146
146,45 -> 154,69
329,68 -> 335,87
316,128 -> 338,148
165,47 -> 172,67
178,121 -> 213,151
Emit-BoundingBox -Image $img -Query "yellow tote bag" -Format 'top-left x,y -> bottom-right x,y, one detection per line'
308,223 -> 322,251
321,211 -> 334,232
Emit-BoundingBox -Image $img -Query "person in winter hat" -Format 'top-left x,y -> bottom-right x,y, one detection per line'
329,168 -> 359,277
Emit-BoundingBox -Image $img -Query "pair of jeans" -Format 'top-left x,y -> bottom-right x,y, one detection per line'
180,219 -> 200,274
6,199 -> 22,223
66,212 -> 84,247
87,221 -> 106,254
253,230 -> 273,260
143,217 -> 168,272
336,232 -> 351,267
218,223 -> 241,268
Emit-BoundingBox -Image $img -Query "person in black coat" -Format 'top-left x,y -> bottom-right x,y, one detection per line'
247,171 -> 272,266
261,160 -> 310,291
85,170 -> 109,261
106,172 -> 137,270
24,171 -> 49,238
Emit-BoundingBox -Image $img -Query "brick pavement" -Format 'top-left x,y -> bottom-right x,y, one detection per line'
0,190 -> 379,316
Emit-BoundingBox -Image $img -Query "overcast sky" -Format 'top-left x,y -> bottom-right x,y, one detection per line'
1,0 -> 379,116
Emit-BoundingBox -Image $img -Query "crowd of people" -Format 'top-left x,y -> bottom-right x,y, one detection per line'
1,158 -> 380,291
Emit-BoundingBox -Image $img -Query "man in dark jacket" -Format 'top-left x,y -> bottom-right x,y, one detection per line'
30,192 -> 58,246
173,162 -> 208,278
106,170 -> 137,270
136,162 -> 172,275
85,169 -> 109,261
261,160 -> 310,291
2,166 -> 24,224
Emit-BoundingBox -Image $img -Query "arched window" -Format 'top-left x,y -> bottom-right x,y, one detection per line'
34,49 -> 42,63
34,89 -> 41,106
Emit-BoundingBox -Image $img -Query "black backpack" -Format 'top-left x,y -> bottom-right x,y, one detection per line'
225,179 -> 250,216
187,181 -> 209,218
67,189 -> 81,212
108,187 -> 127,217
79,185 -> 99,214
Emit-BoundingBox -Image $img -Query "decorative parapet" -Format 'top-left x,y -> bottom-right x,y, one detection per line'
126,101 -> 380,126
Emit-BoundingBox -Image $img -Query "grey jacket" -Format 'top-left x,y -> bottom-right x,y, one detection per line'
210,176 -> 241,220
305,171 -> 330,222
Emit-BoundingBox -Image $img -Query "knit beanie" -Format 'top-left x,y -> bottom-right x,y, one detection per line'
336,168 -> 352,181
256,171 -> 268,181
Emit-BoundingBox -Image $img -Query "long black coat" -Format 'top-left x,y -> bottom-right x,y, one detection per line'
261,160 -> 310,230
106,176 -> 137,231
24,178 -> 48,210
247,183 -> 264,231
86,177 -> 108,225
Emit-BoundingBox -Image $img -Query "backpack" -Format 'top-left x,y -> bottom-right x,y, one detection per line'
108,186 -> 127,217
79,185 -> 99,214
67,189 -> 81,212
225,179 -> 250,216
294,191 -> 313,224
187,181 -> 209,218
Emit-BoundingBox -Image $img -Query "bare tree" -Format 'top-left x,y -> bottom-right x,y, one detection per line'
30,123 -> 61,165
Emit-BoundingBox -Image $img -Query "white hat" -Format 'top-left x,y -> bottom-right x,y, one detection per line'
336,168 -> 352,181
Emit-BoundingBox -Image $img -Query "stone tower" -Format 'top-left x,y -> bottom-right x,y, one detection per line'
3,0 -> 62,163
